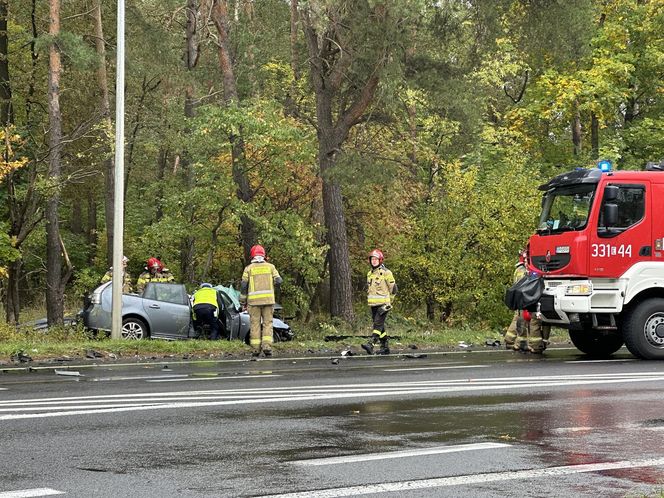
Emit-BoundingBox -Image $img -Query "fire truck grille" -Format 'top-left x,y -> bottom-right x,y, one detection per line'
531,254 -> 571,271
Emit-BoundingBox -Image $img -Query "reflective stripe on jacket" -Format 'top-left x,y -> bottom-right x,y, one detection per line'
241,262 -> 281,306
192,287 -> 218,309
367,266 -> 395,306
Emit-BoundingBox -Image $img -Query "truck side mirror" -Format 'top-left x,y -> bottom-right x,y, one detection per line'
604,185 -> 619,202
604,203 -> 618,227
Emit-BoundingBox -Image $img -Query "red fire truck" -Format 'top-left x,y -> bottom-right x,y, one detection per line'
527,161 -> 664,359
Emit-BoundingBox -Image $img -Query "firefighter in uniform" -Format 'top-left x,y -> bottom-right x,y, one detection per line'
137,257 -> 173,293
504,250 -> 528,351
240,245 -> 282,358
101,255 -> 133,293
192,283 -> 221,340
362,249 -> 397,355
527,270 -> 551,354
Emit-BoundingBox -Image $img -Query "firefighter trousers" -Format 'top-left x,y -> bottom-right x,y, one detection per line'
528,318 -> 550,353
504,311 -> 527,350
248,304 -> 273,353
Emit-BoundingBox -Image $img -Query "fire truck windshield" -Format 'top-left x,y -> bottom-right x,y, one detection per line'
537,184 -> 596,234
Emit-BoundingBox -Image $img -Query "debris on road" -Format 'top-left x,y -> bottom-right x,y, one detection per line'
331,358 -> 340,365
10,351 -> 32,363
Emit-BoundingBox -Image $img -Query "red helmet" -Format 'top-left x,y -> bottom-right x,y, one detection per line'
368,249 -> 384,265
250,245 -> 266,259
147,257 -> 161,269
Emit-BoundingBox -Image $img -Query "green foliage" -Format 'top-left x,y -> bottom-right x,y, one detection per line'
4,0 -> 664,329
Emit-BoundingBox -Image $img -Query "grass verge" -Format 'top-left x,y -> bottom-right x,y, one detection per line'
0,318 -> 568,364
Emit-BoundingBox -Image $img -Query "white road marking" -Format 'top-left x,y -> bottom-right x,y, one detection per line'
263,457 -> 664,498
550,426 -> 595,433
90,374 -> 189,381
146,374 -> 281,383
565,359 -> 635,363
383,365 -> 489,372
290,443 -> 510,466
2,371 -> 664,421
0,489 -> 65,498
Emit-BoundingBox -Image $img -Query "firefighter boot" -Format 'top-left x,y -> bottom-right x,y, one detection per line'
377,338 -> 390,355
361,335 -> 378,355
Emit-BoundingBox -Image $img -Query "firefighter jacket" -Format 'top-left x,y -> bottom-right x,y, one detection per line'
136,270 -> 174,293
240,261 -> 282,306
101,269 -> 133,294
513,263 -> 527,284
367,265 -> 396,306
192,287 -> 219,310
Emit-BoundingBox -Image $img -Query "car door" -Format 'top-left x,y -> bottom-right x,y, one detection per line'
217,289 -> 241,339
142,283 -> 191,337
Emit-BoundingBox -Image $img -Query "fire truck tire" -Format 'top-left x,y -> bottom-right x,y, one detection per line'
623,298 -> 664,360
568,330 -> 623,358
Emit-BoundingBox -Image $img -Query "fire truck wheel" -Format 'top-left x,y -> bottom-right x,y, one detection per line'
623,298 -> 664,360
568,330 -> 623,358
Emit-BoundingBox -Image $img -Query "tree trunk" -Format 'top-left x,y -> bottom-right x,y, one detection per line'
301,7 -> 384,322
317,128 -> 354,321
572,106 -> 582,156
87,192 -> 97,264
70,197 -> 82,234
290,0 -> 299,81
0,0 -> 13,126
26,0 -> 38,124
5,258 -> 21,324
211,0 -> 256,263
46,0 -> 64,326
155,146 -> 168,222
5,0 -> 41,324
591,112 -> 599,160
179,0 -> 200,284
92,0 -> 114,266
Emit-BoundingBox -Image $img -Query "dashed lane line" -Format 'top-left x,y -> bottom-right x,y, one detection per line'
263,457 -> 664,498
0,489 -> 65,498
383,365 -> 489,372
290,443 -> 510,466
146,374 -> 281,383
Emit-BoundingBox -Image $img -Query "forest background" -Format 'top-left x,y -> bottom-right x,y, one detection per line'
1,0 -> 662,332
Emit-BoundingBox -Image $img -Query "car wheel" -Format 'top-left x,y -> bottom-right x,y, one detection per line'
623,298 -> 664,359
122,317 -> 149,340
274,328 -> 294,343
568,329 -> 623,358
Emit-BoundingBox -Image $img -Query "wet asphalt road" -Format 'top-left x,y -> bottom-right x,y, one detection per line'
1,347 -> 664,497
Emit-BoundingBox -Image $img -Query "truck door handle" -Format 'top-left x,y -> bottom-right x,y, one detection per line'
149,304 -> 161,309
639,246 -> 652,257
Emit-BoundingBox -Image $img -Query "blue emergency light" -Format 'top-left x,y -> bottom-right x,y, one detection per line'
598,159 -> 612,172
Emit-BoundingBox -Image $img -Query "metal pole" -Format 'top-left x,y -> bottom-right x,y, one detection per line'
111,0 -> 125,339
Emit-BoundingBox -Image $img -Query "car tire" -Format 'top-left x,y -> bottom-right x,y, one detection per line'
274,328 -> 294,343
122,317 -> 149,340
568,329 -> 623,358
623,298 -> 664,359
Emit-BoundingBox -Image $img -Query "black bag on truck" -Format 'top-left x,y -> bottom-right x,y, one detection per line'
504,275 -> 544,311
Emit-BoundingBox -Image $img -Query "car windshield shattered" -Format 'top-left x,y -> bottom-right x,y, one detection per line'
537,184 -> 596,234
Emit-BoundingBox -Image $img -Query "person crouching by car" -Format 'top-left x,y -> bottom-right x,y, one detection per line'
240,245 -> 282,358
362,249 -> 397,355
192,283 -> 221,340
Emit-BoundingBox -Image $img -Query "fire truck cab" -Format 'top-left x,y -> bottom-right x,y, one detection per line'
529,161 -> 664,359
